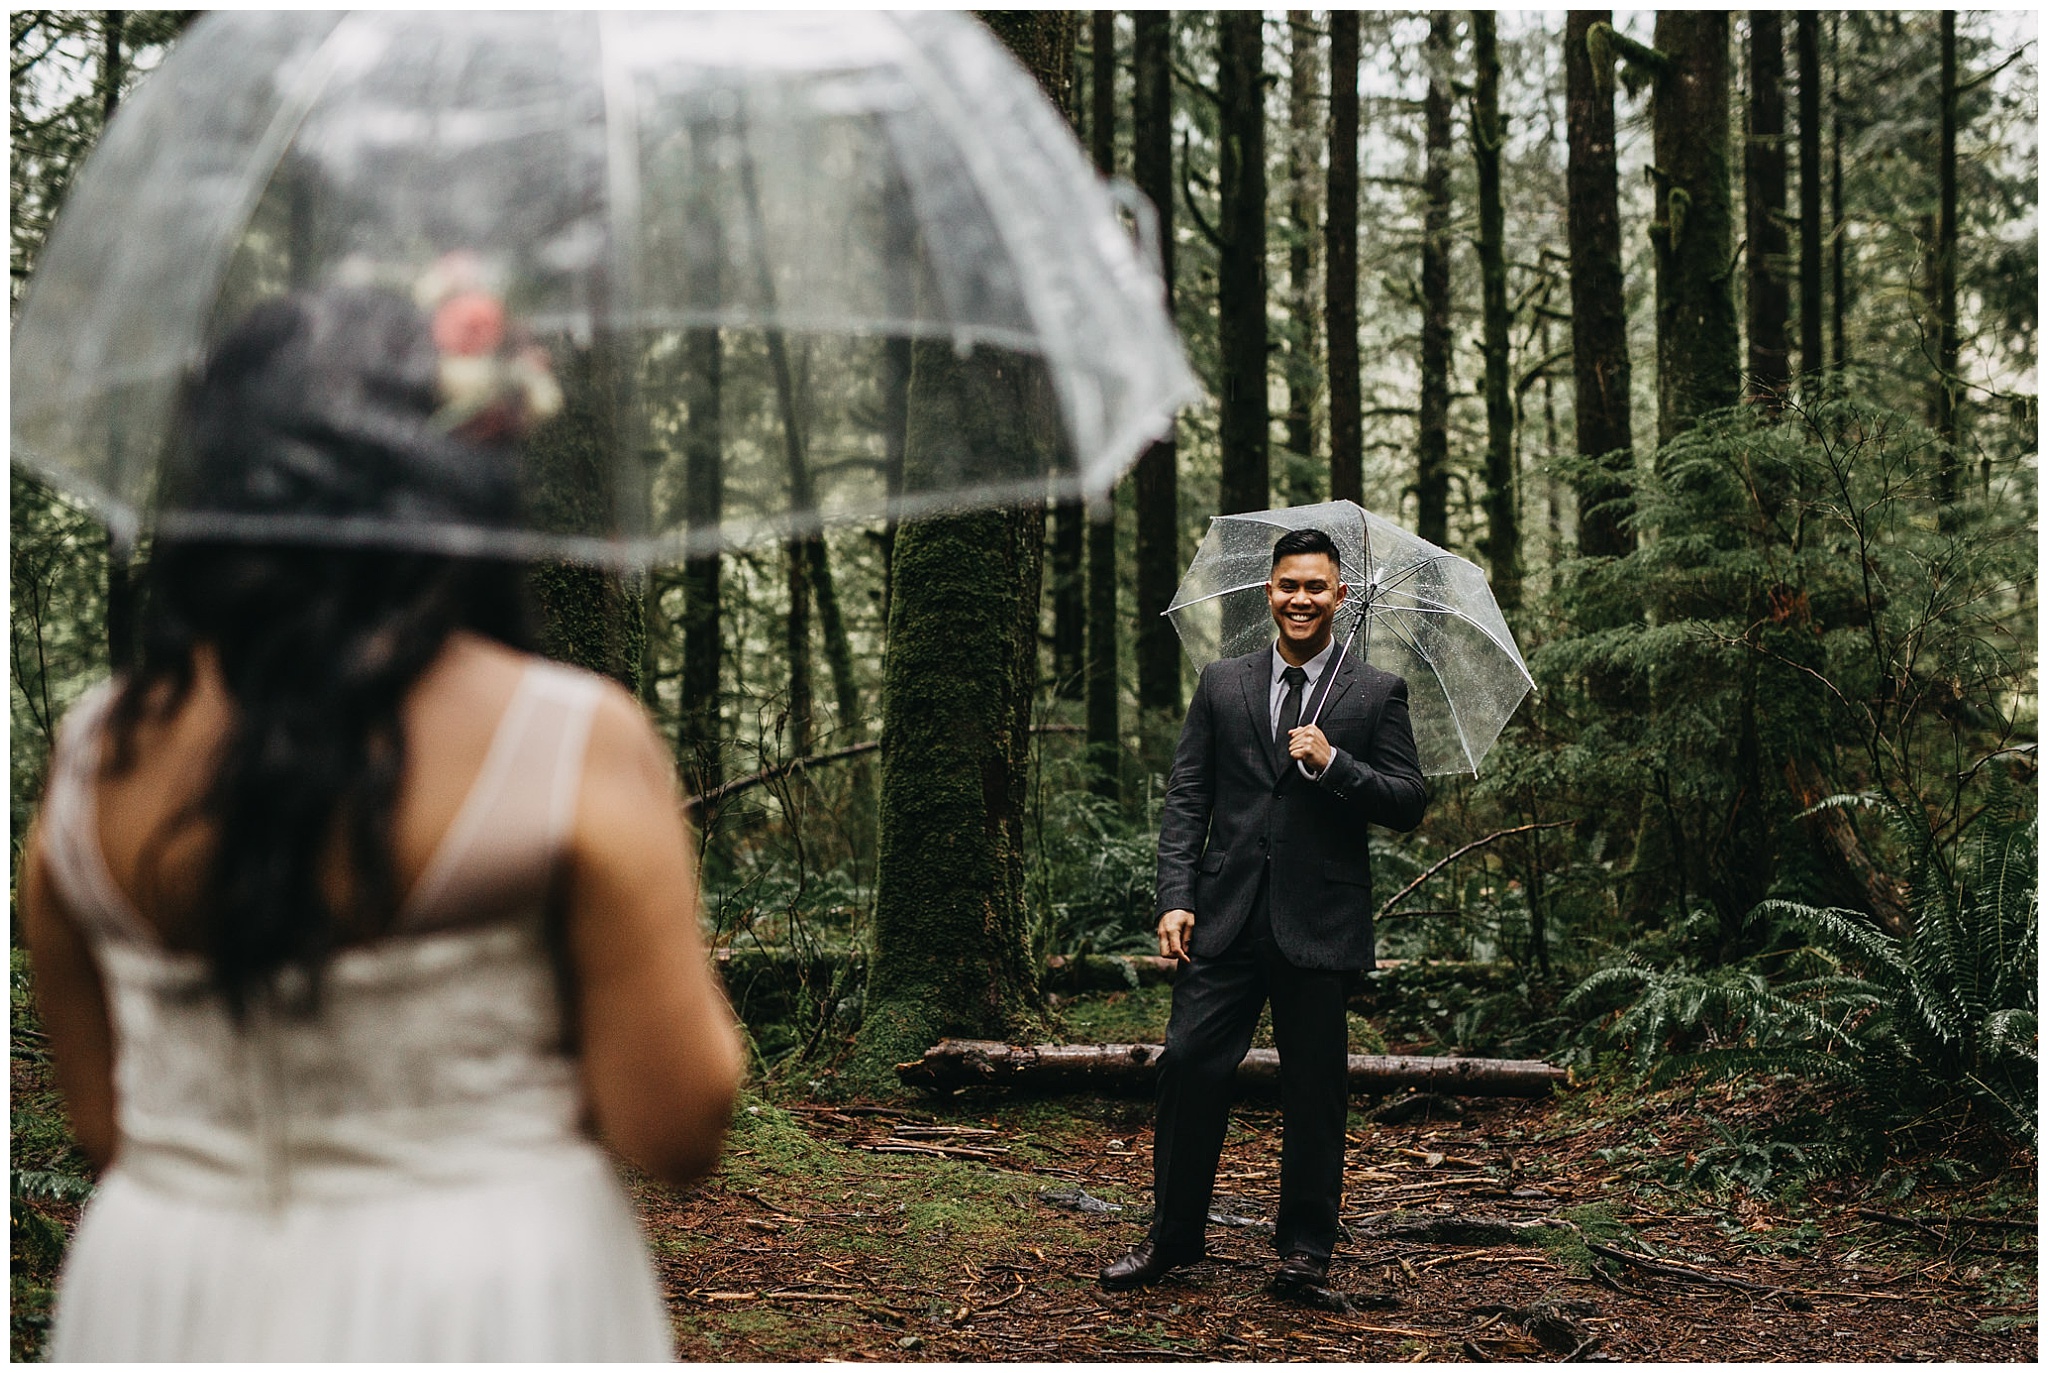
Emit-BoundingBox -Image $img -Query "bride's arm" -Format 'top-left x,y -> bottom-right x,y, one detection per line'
18,823 -> 118,1171
564,685 -> 745,1187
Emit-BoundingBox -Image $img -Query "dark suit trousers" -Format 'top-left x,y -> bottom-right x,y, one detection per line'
1147,877 -> 1351,1261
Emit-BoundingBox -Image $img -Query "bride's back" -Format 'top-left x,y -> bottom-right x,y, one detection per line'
92,631 -> 533,952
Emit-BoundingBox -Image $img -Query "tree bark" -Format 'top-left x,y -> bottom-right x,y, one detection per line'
678,327 -> 724,799
1932,9 -> 1959,506
1216,10 -> 1270,516
1051,503 -> 1085,698
1085,10 -> 1120,800
1416,12 -> 1454,547
1828,15 -> 1847,374
896,1039 -> 1571,1098
527,348 -> 642,689
1325,10 -> 1362,507
1471,12 -> 1519,611
1745,11 -> 1790,407
784,537 -> 813,756
1281,9 -> 1321,506
1565,12 -> 1634,561
858,9 -> 1069,1083
1651,13 -> 1739,444
1131,9 -> 1183,726
1796,11 -> 1824,388
99,11 -> 135,673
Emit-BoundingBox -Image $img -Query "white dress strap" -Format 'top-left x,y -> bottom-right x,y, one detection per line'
36,680 -> 154,945
398,660 -> 605,932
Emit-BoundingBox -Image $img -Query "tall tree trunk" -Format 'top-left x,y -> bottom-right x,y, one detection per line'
1325,9 -> 1362,506
1745,11 -> 1790,407
1932,9 -> 1959,506
679,327 -> 724,800
1131,9 -> 1182,726
784,538 -> 813,756
1415,11 -> 1454,548
528,351 -> 642,690
1281,9 -> 1321,506
1796,11 -> 1825,388
1050,491 -> 1085,697
859,9 -> 1068,1083
99,10 -> 135,673
1651,13 -> 1739,444
1828,14 -> 1847,374
879,332 -> 911,628
1566,12 -> 1634,560
761,326 -> 858,739
1085,9 -> 1120,800
1471,12 -> 1519,610
1216,10 -> 1270,516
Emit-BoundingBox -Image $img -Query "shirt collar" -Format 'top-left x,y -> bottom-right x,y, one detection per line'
1272,637 -> 1337,685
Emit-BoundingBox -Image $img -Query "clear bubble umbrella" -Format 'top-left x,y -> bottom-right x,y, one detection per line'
1164,499 -> 1534,776
10,10 -> 1198,563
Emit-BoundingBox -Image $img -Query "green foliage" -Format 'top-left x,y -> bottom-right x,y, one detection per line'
1567,786 -> 2038,1154
1531,393 -> 2034,945
1027,787 -> 1159,965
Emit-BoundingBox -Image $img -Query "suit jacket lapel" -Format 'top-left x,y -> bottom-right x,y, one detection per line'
1311,652 -> 1357,723
1239,653 -> 1279,780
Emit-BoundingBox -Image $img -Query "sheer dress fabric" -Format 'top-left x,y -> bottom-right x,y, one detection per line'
38,661 -> 674,1361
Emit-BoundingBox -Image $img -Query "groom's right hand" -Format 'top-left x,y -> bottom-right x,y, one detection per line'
1157,909 -> 1195,962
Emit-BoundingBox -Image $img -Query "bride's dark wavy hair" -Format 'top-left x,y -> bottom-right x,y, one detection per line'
105,286 -> 536,1018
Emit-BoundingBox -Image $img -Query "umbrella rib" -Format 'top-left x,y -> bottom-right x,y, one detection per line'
1165,579 -> 1275,613
1379,611 -> 1479,776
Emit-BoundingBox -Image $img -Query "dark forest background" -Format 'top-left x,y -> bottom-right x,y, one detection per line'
12,10 -> 2037,1184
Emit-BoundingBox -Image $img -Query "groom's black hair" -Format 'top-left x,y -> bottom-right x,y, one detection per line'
1272,526 -> 1340,568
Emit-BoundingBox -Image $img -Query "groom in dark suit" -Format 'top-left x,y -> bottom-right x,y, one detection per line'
1101,526 -> 1426,1294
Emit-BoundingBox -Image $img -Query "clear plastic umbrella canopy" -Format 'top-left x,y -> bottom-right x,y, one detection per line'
11,10 -> 1198,562
1165,499 -> 1534,776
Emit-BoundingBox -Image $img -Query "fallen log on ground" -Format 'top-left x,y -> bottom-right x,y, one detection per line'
895,1039 -> 1570,1097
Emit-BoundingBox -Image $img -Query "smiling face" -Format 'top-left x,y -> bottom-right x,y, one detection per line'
1267,550 -> 1347,663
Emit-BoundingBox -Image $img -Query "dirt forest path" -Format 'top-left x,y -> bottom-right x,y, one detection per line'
630,1082 -> 2036,1362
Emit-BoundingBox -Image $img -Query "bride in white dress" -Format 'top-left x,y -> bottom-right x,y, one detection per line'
18,286 -> 745,1360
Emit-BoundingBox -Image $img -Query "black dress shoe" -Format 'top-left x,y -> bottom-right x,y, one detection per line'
1271,1250 -> 1331,1291
1100,1239 -> 1200,1290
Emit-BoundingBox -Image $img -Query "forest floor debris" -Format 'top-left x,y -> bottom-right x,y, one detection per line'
632,1058 -> 2036,1362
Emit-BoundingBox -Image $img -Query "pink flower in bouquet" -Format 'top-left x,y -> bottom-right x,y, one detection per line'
432,291 -> 506,357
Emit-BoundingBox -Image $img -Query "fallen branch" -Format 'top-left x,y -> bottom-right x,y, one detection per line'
1378,821 -> 1575,919
1580,1240 -> 1790,1297
895,1039 -> 1569,1098
687,724 -> 1081,811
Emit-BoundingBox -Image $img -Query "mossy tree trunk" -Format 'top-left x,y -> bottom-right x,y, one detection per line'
527,348 -> 642,689
1216,10 -> 1269,516
1130,9 -> 1183,747
1828,16 -> 1847,374
853,10 -> 1069,1082
1415,12 -> 1454,548
1470,11 -> 1519,611
1745,11 -> 1791,409
1796,12 -> 1825,388
1281,9 -> 1321,507
1084,9 -> 1120,802
1649,12 -> 1739,445
99,11 -> 136,673
1325,9 -> 1362,507
1931,10 -> 1960,506
1565,13 -> 1634,561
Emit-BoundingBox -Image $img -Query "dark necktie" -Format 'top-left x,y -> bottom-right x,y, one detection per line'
1277,665 -> 1307,751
